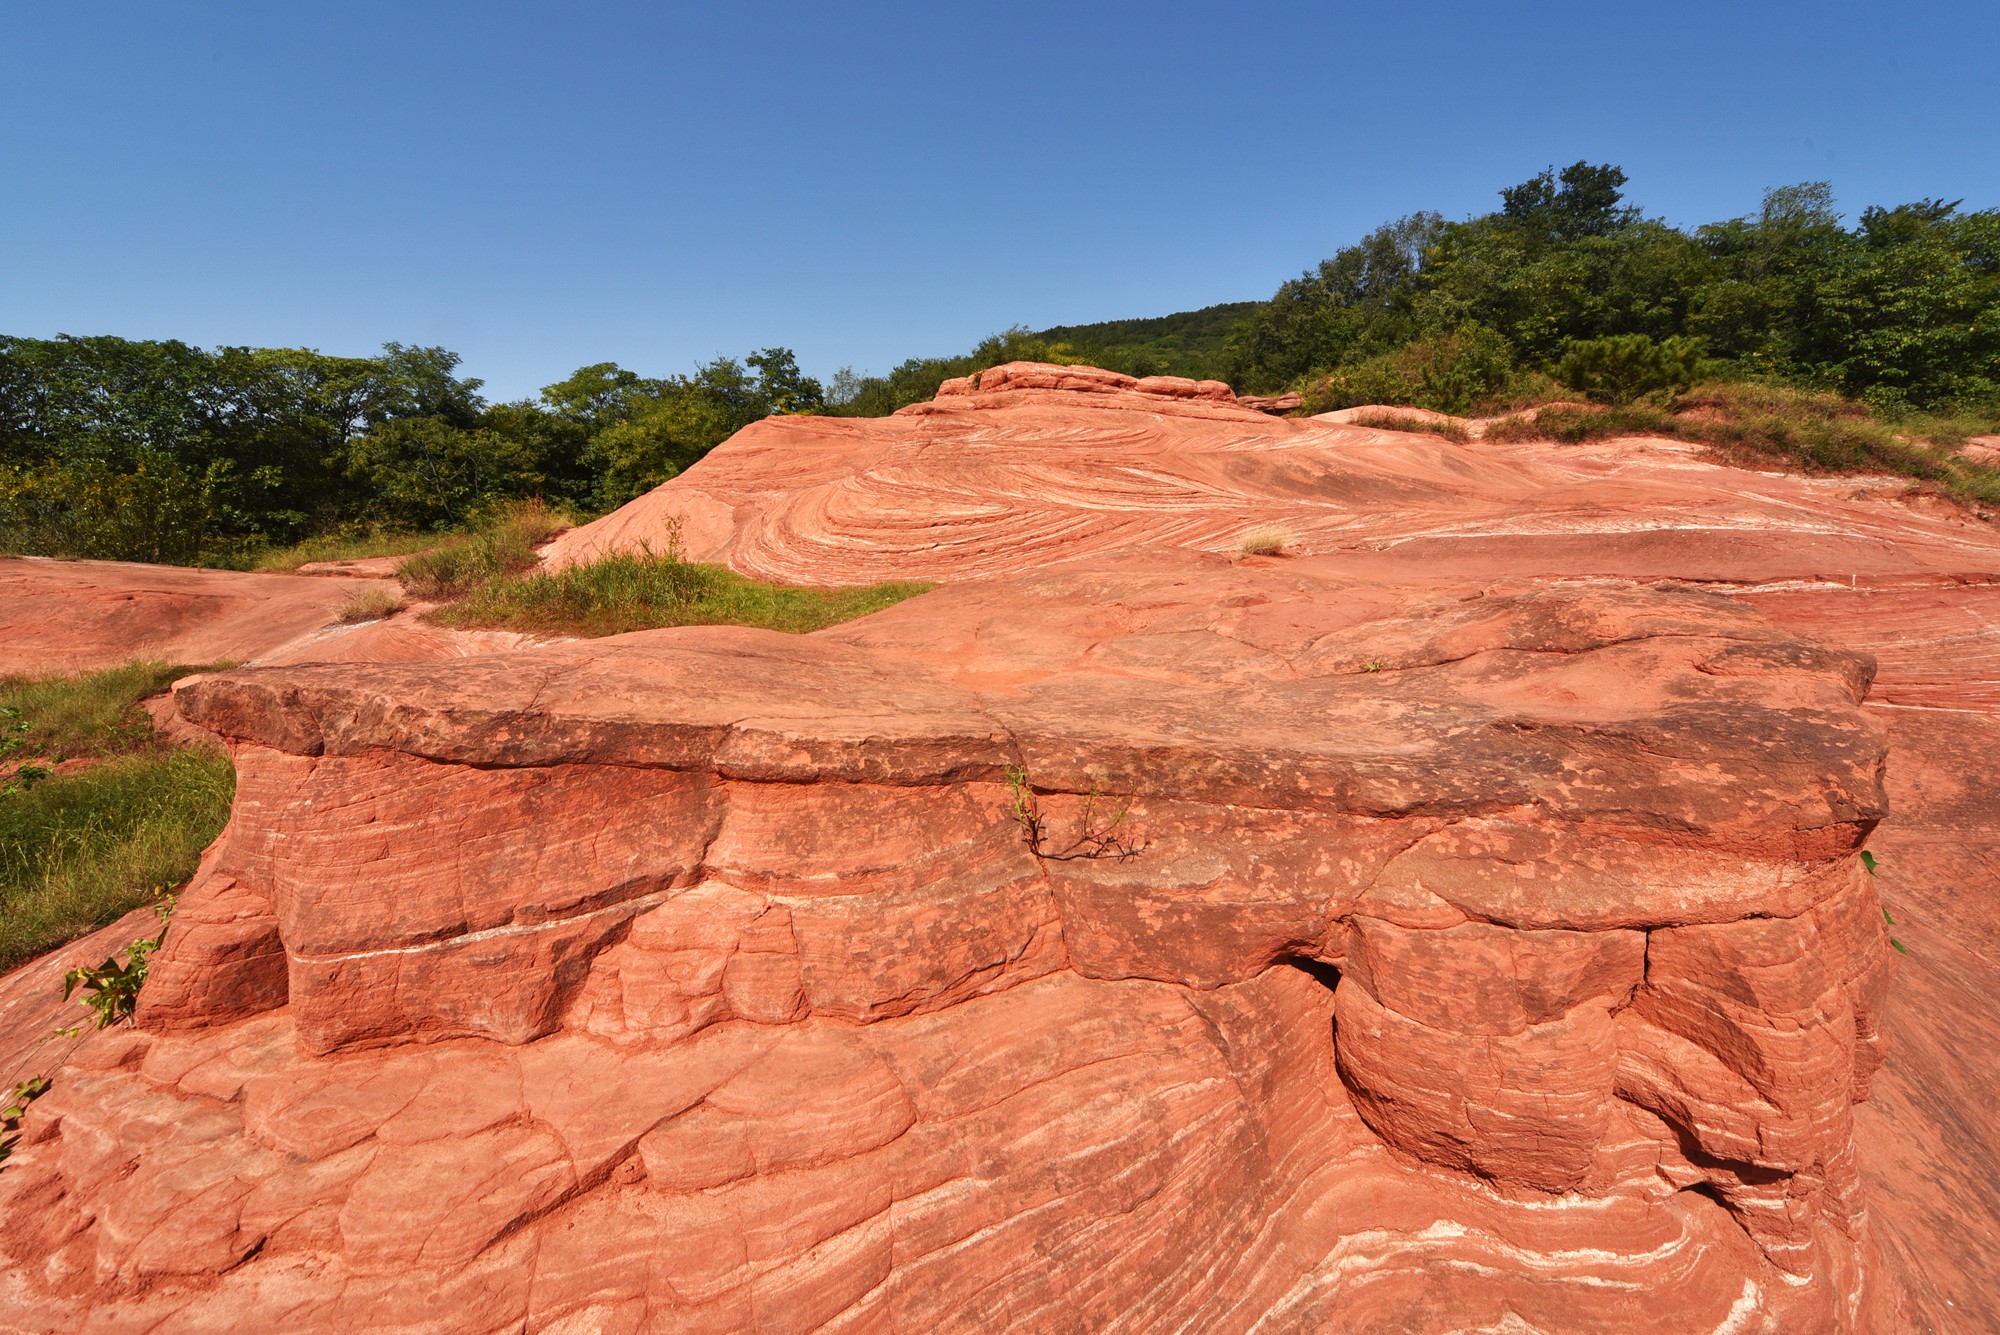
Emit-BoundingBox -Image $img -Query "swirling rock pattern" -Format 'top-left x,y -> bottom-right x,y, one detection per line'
543,362 -> 1999,594
4,364 -> 1996,1332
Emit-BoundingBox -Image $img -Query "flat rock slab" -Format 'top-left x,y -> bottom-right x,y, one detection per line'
0,558 -> 400,675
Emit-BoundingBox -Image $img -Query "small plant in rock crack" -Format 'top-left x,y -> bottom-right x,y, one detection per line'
60,892 -> 175,1030
1004,765 -> 1145,862
1860,851 -> 1908,955
0,1078 -> 50,1164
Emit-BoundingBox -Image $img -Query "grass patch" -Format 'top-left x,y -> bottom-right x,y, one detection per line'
0,662 -> 237,970
253,529 -> 439,572
433,551 -> 932,638
336,587 -> 406,624
0,749 -> 233,973
1344,410 -> 1472,443
1482,403 -> 1677,444
397,500 -> 574,600
0,661 -> 220,762
1482,383 -> 2000,509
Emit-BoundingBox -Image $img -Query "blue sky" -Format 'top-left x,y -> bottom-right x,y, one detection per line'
4,0 -> 1995,400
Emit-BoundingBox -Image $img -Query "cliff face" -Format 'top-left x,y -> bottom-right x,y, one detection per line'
3,365 -> 1992,1331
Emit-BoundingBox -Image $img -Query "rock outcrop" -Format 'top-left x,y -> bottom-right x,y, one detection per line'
4,363 -> 1995,1331
0,558 -> 405,675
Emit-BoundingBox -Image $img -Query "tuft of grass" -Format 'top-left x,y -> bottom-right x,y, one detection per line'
0,748 -> 234,973
253,529 -> 438,572
1481,384 -> 2000,509
335,587 -> 406,624
397,500 -> 573,600
0,662 -> 220,762
432,551 -> 932,638
1482,403 -> 1678,444
1344,410 -> 1471,443
1237,525 -> 1293,558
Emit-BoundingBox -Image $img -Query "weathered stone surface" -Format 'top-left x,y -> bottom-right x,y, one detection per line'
0,555 -> 550,678
5,364 -> 1996,1331
0,558 -> 401,674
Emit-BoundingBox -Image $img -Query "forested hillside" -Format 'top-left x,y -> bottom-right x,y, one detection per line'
5,163 -> 1995,567
0,341 -> 821,565
1227,164 -> 2000,414
1032,303 -> 1257,381
829,163 -> 1998,417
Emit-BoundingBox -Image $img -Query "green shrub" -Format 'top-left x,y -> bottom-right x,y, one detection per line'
1301,324 -> 1524,416
1555,334 -> 1706,405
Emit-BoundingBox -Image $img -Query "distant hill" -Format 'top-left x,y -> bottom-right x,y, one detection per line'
1033,301 -> 1257,381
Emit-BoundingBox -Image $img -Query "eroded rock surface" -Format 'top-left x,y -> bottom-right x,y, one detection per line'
0,559 -> 403,675
0,556 -> 544,676
3,363 -> 1991,1332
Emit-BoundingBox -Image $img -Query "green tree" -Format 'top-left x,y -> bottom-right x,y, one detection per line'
1555,333 -> 1706,405
346,417 -> 543,526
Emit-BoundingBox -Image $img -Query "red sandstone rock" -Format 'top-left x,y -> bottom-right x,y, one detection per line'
0,559 -> 1895,1332
3,364 -> 1998,1332
0,558 -> 403,675
0,556 -> 555,678
1236,390 -> 1302,413
540,363 -> 1995,588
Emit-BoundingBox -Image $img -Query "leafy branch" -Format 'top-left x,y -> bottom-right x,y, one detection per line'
0,1078 -> 49,1165
60,891 -> 175,1031
1861,850 -> 1908,956
1005,765 -> 1145,862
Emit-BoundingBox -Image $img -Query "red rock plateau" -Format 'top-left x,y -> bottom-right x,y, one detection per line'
0,556 -> 545,676
2,363 -> 1996,1332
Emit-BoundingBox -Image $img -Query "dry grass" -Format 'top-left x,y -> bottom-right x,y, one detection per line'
252,529 -> 439,572
1236,525 -> 1293,558
1481,384 -> 2000,510
1344,410 -> 1471,443
335,587 -> 407,624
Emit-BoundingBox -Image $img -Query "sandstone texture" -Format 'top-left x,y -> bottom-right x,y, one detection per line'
2,363 -> 1995,1332
0,558 -> 405,675
0,556 -> 553,677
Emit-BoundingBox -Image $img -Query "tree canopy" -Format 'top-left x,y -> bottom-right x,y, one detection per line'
0,337 -> 821,564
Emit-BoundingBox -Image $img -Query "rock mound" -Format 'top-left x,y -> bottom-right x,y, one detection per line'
540,363 -> 1993,589
2,547 -> 1896,1332
9,363 -> 1999,1331
0,558 -> 403,675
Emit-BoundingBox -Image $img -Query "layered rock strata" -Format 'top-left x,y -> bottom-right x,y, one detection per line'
0,553 -> 1896,1332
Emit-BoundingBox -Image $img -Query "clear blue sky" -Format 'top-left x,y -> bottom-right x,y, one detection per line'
4,1 -> 1995,400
